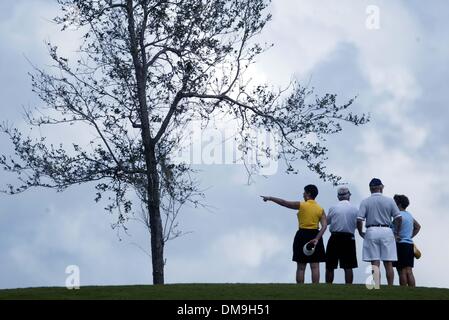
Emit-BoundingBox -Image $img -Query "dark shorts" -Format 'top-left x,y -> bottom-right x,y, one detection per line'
326,232 -> 358,270
292,229 -> 326,263
393,242 -> 414,269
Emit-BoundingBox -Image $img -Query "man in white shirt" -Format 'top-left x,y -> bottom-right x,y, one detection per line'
357,178 -> 402,286
325,187 -> 359,284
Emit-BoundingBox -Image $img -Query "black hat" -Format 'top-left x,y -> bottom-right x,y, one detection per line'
369,178 -> 383,187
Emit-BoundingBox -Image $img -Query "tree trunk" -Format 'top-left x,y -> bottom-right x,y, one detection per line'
147,148 -> 165,285
125,0 -> 164,284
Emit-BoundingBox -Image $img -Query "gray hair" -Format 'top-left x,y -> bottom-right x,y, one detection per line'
337,186 -> 351,201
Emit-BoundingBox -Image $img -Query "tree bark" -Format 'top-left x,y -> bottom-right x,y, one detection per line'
147,146 -> 165,285
125,0 -> 165,284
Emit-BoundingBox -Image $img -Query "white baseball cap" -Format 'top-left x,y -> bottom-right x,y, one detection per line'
337,186 -> 351,196
303,242 -> 316,256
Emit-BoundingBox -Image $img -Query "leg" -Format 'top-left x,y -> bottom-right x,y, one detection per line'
383,261 -> 394,285
398,268 -> 407,286
310,263 -> 320,284
325,234 -> 336,284
406,267 -> 416,287
340,234 -> 357,285
344,269 -> 354,284
371,260 -> 381,288
296,263 -> 306,284
396,267 -> 401,278
325,268 -> 334,284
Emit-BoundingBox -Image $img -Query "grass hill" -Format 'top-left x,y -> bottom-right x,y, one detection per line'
1,283 -> 449,300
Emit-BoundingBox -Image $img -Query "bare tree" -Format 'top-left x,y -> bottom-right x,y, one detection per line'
0,0 -> 368,284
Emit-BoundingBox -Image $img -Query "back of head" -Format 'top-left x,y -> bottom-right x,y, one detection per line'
394,194 -> 410,209
369,178 -> 384,193
369,186 -> 383,193
304,184 -> 319,199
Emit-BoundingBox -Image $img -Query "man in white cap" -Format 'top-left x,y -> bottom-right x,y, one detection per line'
357,178 -> 402,286
325,186 -> 359,284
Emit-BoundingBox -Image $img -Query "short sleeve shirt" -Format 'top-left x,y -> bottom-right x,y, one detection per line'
327,200 -> 359,234
358,193 -> 400,226
297,200 -> 324,230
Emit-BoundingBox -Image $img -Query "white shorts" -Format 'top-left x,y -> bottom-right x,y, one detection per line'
362,227 -> 397,262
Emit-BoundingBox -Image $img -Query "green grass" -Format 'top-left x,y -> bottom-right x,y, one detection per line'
1,284 -> 449,300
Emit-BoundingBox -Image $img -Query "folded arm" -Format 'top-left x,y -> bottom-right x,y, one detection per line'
357,219 -> 365,238
412,219 -> 421,238
393,215 -> 402,239
312,212 -> 328,244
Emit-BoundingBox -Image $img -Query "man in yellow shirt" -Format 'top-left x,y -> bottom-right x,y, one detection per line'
261,185 -> 327,283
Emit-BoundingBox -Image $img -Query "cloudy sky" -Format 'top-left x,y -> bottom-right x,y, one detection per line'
1,0 -> 449,289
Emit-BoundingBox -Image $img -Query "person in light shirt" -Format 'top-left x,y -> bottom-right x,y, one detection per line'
392,194 -> 421,287
325,187 -> 360,284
